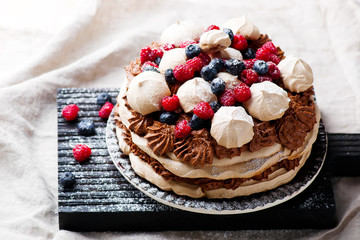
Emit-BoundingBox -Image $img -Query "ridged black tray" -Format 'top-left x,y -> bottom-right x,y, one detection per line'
57,88 -> 340,231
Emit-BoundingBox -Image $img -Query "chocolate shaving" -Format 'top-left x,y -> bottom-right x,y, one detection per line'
174,129 -> 214,166
145,121 -> 175,156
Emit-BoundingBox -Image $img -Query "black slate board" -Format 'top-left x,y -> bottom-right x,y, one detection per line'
57,88 -> 337,231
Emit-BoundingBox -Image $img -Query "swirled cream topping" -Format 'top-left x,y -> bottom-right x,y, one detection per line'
243,81 -> 290,121
158,48 -> 187,74
176,78 -> 217,113
160,21 -> 204,47
277,55 -> 314,93
211,47 -> 243,60
216,72 -> 241,90
211,106 -> 254,148
222,15 -> 260,40
127,71 -> 171,115
199,30 -> 231,53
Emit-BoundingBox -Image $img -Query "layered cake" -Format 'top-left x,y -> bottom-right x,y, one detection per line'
114,16 -> 320,199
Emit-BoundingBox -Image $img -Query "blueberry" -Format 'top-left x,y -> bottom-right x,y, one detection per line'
143,65 -> 160,73
243,48 -> 256,59
223,28 -> 234,42
78,119 -> 96,136
210,77 -> 226,95
159,112 -> 178,125
224,59 -> 245,76
164,69 -> 177,85
209,58 -> 224,72
200,65 -> 217,81
189,114 -> 209,130
185,44 -> 201,59
97,92 -> 112,105
209,101 -> 221,113
154,57 -> 161,66
253,60 -> 269,75
60,172 -> 76,188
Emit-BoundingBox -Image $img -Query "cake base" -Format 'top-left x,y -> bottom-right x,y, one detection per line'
57,88 -> 336,231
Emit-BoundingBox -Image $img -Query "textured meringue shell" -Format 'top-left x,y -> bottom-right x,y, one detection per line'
127,71 -> 171,115
176,78 -> 217,113
211,47 -> 243,60
158,48 -> 187,74
210,106 -> 254,148
160,21 -> 204,47
216,72 -> 241,90
277,55 -> 314,93
222,15 -> 260,40
199,30 -> 231,53
243,81 -> 290,121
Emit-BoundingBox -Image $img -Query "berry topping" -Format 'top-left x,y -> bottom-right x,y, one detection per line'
152,48 -> 164,58
73,144 -> 91,162
258,75 -> 273,83
161,95 -> 180,111
267,61 -> 276,72
186,57 -> 203,72
179,40 -> 197,48
62,104 -> 79,121
255,48 -> 271,61
210,77 -> 226,95
189,114 -> 209,130
140,46 -> 163,63
231,34 -> 248,51
142,65 -> 160,73
241,69 -> 259,85
60,172 -> 76,188
269,54 -> 280,65
96,92 -> 112,106
173,64 -> 195,83
262,41 -> 277,54
219,89 -> 236,106
78,119 -> 96,136
234,83 -> 251,102
205,25 -> 220,32
223,28 -> 234,42
99,102 -> 114,119
224,59 -> 245,76
243,48 -> 256,59
159,112 -> 179,125
174,120 -> 191,138
185,44 -> 201,59
253,60 -> 269,75
243,59 -> 257,69
198,52 -> 211,66
193,102 -> 214,120
154,57 -> 161,66
209,58 -> 224,72
141,61 -> 158,71
209,101 -> 221,113
200,65 -> 217,81
267,61 -> 281,80
164,69 -> 177,85
162,43 -> 176,51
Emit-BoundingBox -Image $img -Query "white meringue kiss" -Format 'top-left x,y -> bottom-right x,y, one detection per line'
158,48 -> 187,74
222,15 -> 260,40
160,21 -> 204,47
199,30 -> 231,53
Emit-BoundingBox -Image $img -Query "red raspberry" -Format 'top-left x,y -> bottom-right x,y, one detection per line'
219,89 -> 236,106
173,64 -> 195,83
234,83 -> 251,102
255,48 -> 271,61
241,69 -> 258,85
269,54 -> 280,65
73,144 -> 91,162
62,104 -> 79,121
174,120 -> 191,138
179,40 -> 197,48
205,25 -> 220,32
262,41 -> 278,54
198,53 -> 211,66
243,59 -> 257,69
161,95 -> 180,112
193,102 -> 214,120
141,61 -> 158,71
231,34 -> 248,51
269,67 -> 280,80
99,102 -> 113,119
153,48 -> 164,58
186,57 -> 203,72
140,46 -> 152,63
162,43 -> 176,51
258,75 -> 273,83
267,61 -> 277,72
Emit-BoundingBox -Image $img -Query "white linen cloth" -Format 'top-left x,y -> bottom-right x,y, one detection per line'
0,0 -> 359,239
